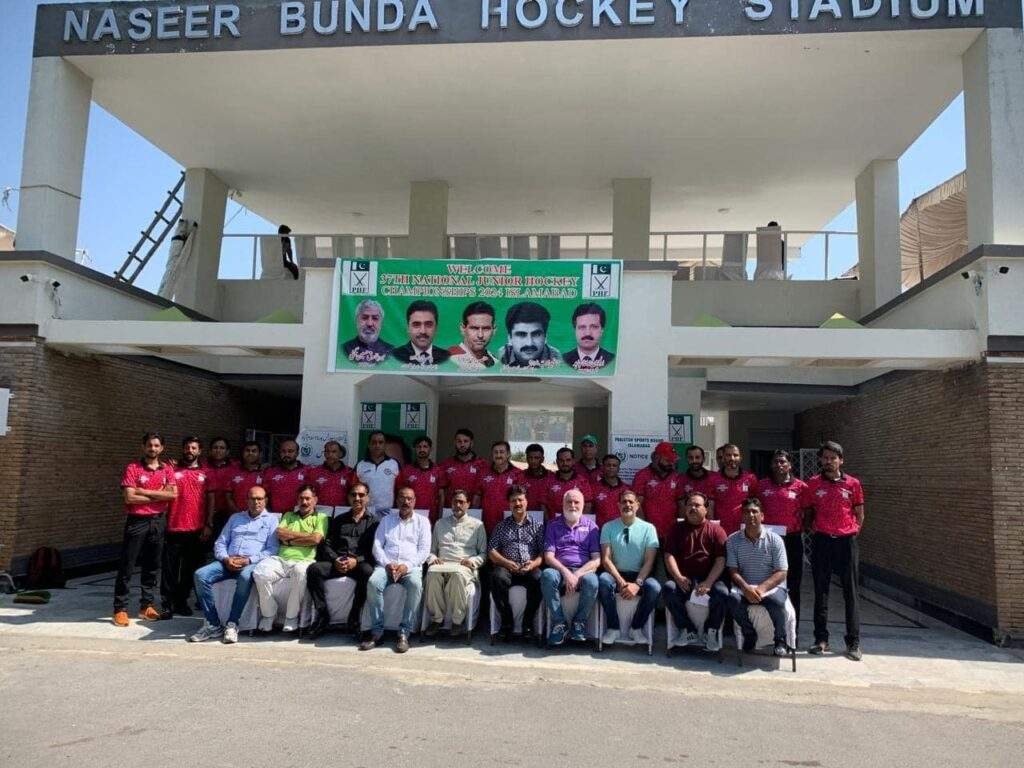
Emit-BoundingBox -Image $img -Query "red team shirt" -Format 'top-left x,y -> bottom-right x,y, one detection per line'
631,466 -> 684,540
168,464 -> 208,532
440,456 -> 488,502
204,460 -> 237,515
479,465 -> 524,533
396,462 -> 448,522
228,467 -> 264,512
544,473 -> 593,521
707,470 -> 759,535
309,463 -> 357,508
121,461 -> 176,517
800,473 -> 865,537
573,461 -> 603,486
757,477 -> 809,534
520,469 -> 553,512
592,479 -> 630,528
265,465 -> 307,513
680,470 -> 713,502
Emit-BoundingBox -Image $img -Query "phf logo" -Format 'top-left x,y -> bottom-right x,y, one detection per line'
582,262 -> 620,299
402,403 -> 424,431
342,260 -> 378,296
360,402 -> 382,430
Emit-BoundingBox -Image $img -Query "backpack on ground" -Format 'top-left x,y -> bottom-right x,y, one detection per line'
25,546 -> 66,589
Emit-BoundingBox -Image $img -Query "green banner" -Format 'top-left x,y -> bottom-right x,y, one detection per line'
356,402 -> 428,462
329,259 -> 621,378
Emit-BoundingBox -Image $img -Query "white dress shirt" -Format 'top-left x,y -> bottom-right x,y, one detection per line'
372,511 -> 432,569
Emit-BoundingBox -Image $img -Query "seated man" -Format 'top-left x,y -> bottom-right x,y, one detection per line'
361,485 -> 431,653
488,484 -> 544,642
598,489 -> 661,645
190,486 -> 279,644
252,484 -> 328,633
424,488 -> 488,637
541,488 -> 601,645
726,498 -> 790,656
305,482 -> 377,639
663,491 -> 730,651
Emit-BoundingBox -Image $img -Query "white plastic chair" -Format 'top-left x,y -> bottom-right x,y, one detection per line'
419,579 -> 481,643
211,577 -> 312,632
544,588 -> 600,649
665,595 -> 723,657
360,580 -> 423,636
597,595 -> 654,655
488,586 -> 544,644
731,591 -> 798,672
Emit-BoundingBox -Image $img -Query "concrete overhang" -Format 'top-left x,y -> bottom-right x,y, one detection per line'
60,28 -> 982,233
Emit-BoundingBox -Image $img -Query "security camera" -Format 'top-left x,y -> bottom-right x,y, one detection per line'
19,273 -> 34,283
961,271 -> 972,279
998,266 -> 1009,275
51,280 -> 61,289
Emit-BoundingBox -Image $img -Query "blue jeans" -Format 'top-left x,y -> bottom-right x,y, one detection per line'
194,560 -> 257,627
598,571 -> 662,630
367,566 -> 423,635
663,578 -> 730,633
541,568 -> 599,627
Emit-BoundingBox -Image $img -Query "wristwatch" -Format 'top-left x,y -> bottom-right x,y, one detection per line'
634,577 -> 644,587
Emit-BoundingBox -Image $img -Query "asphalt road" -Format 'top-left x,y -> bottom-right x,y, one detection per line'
2,634 -> 1023,768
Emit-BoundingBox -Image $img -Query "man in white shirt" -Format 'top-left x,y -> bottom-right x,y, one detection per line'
356,430 -> 401,519
360,485 -> 431,652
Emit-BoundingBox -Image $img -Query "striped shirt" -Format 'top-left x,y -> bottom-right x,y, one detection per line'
725,528 -> 788,588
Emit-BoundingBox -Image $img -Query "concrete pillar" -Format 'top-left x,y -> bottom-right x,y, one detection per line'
855,159 -> 900,317
963,28 -> 1024,249
407,180 -> 449,259
612,178 -> 652,261
606,268 -> 672,442
669,374 -> 706,444
15,58 -> 92,259
175,168 -> 228,316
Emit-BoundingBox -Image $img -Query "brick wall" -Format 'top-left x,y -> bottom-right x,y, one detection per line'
0,342 -> 299,572
797,363 -> 1004,631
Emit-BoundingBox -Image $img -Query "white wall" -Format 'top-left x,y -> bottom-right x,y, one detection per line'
218,277 -> 305,322
672,280 -> 859,327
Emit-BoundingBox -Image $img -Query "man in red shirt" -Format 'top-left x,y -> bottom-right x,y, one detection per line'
681,445 -> 713,499
161,436 -> 208,617
265,438 -> 306,514
801,440 -> 866,661
114,432 -> 177,627
632,442 -> 684,541
542,447 -> 593,521
309,440 -> 357,513
479,441 -> 524,534
440,428 -> 486,508
520,443 -> 552,512
663,491 -> 729,651
707,443 -> 758,535
592,454 -> 629,528
757,449 -> 809,627
228,441 -> 265,514
203,436 -> 237,541
573,434 -> 602,485
396,435 -> 448,522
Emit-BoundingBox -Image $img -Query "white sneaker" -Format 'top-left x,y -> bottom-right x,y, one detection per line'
628,627 -> 647,644
602,628 -> 620,646
188,622 -> 223,643
672,629 -> 699,647
281,619 -> 298,633
257,617 -> 274,632
222,622 -> 239,644
705,628 -> 722,652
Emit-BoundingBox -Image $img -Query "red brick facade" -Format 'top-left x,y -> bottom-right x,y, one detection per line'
797,362 -> 1024,641
0,341 -> 299,572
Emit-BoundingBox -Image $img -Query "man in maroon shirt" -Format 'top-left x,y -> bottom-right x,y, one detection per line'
161,436 -> 208,617
632,442 -> 684,541
480,441 -> 524,534
520,443 -> 552,512
114,432 -> 177,627
396,435 -> 448,522
757,449 -> 809,627
802,440 -> 866,661
573,434 -> 602,485
680,445 -> 713,499
542,447 -> 593,521
707,443 -> 758,535
440,428 -> 486,508
227,441 -> 265,513
203,436 -> 236,542
592,454 -> 629,528
308,440 -> 357,513
265,438 -> 306,514
663,491 -> 729,651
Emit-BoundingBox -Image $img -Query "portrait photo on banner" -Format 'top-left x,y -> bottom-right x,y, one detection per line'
328,259 -> 622,378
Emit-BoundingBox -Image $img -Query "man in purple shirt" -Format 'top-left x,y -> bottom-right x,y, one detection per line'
541,488 -> 600,645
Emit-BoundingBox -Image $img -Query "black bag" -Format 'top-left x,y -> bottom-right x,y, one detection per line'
25,546 -> 66,589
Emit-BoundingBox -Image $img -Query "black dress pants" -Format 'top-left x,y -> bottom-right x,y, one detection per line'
811,533 -> 860,646
489,566 -> 541,631
306,560 -> 374,626
113,513 -> 166,612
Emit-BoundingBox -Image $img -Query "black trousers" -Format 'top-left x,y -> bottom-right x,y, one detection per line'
306,560 -> 374,625
783,532 -> 805,628
811,533 -> 860,646
489,566 -> 541,630
160,529 -> 206,610
113,513 -> 166,612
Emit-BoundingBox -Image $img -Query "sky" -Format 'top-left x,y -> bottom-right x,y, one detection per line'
1,0 -> 972,291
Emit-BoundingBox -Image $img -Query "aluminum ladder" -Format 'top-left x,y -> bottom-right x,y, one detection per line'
113,171 -> 185,285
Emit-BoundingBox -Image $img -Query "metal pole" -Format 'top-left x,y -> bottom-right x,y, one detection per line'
585,235 -> 590,260
823,233 -> 829,280
662,233 -> 668,260
701,234 -> 708,280
251,236 -> 257,279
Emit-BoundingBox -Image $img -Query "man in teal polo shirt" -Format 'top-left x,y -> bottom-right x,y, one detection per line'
598,489 -> 661,645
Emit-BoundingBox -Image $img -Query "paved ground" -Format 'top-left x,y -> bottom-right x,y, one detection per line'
2,573 -> 1023,767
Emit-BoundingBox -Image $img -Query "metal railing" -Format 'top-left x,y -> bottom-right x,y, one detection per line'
218,229 -> 857,281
